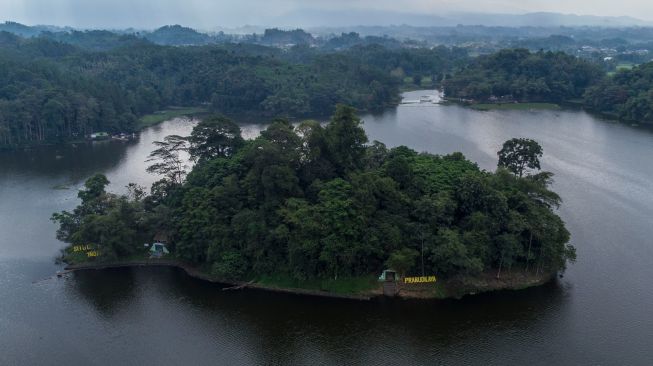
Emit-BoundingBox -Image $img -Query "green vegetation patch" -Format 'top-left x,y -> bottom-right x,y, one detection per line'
52,109 -> 575,297
137,107 -> 208,129
585,62 -> 653,124
444,49 -> 603,104
3,34 -> 469,148
256,274 -> 379,295
616,63 -> 634,71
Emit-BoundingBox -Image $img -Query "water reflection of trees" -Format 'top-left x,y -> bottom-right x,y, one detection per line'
166,267 -> 568,364
0,141 -> 132,181
66,267 -> 137,318
63,265 -> 568,363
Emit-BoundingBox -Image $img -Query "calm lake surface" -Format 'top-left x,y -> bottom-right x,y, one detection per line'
2,90 -> 653,365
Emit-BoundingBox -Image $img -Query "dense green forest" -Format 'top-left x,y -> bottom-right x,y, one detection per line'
53,106 -> 575,283
0,31 -> 467,148
584,62 -> 653,123
442,47 -> 653,125
443,49 -> 604,102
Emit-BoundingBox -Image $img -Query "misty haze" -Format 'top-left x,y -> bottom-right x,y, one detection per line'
2,1 -> 653,365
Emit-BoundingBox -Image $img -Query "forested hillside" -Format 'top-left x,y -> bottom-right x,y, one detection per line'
444,49 -> 603,102
0,31 -> 466,148
442,47 -> 653,125
584,62 -> 653,123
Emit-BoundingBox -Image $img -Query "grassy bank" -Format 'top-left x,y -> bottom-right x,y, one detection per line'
400,76 -> 437,92
471,103 -> 561,111
137,107 -> 209,130
255,274 -> 379,295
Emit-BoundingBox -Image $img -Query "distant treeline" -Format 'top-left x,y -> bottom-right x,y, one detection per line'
0,22 -> 420,50
444,49 -> 604,102
0,31 -> 467,147
584,62 -> 653,123
444,48 -> 653,124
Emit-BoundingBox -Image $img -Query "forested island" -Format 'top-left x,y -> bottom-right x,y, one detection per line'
52,106 -> 575,299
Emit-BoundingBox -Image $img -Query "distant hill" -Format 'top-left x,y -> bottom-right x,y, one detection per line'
0,21 -> 40,37
274,10 -> 653,28
451,12 -> 653,27
0,21 -> 71,37
143,25 -> 213,46
260,28 -> 314,46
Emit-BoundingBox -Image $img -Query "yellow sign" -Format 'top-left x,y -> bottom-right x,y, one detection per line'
72,244 -> 93,252
404,276 -> 437,284
72,245 -> 101,257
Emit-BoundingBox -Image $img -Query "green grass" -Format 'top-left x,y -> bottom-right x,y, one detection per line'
471,103 -> 561,111
616,63 -> 634,71
608,63 -> 636,77
255,274 -> 379,295
137,107 -> 208,130
401,76 -> 435,90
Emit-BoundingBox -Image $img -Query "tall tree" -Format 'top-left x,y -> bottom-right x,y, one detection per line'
188,116 -> 244,162
386,248 -> 419,278
497,138 -> 543,177
325,104 -> 368,175
146,135 -> 189,185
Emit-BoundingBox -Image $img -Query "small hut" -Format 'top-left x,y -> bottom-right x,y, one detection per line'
149,242 -> 169,258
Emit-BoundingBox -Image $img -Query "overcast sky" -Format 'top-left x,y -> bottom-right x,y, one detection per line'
2,0 -> 653,29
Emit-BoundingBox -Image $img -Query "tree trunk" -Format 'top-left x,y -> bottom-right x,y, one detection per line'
525,231 -> 533,273
421,238 -> 425,276
536,246 -> 544,276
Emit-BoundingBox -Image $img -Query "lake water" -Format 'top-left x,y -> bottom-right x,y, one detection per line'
1,90 -> 652,365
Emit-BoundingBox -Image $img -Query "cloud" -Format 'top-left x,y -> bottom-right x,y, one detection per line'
1,0 -> 652,28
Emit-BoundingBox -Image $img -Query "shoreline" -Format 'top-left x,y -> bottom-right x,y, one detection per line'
65,259 -> 373,301
64,259 -> 556,301
0,91 -> 403,151
443,97 -> 653,129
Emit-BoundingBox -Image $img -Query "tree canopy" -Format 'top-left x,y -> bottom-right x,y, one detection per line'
444,49 -> 603,102
53,107 -> 575,282
584,62 -> 653,124
498,138 -> 543,178
0,32 -> 467,148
